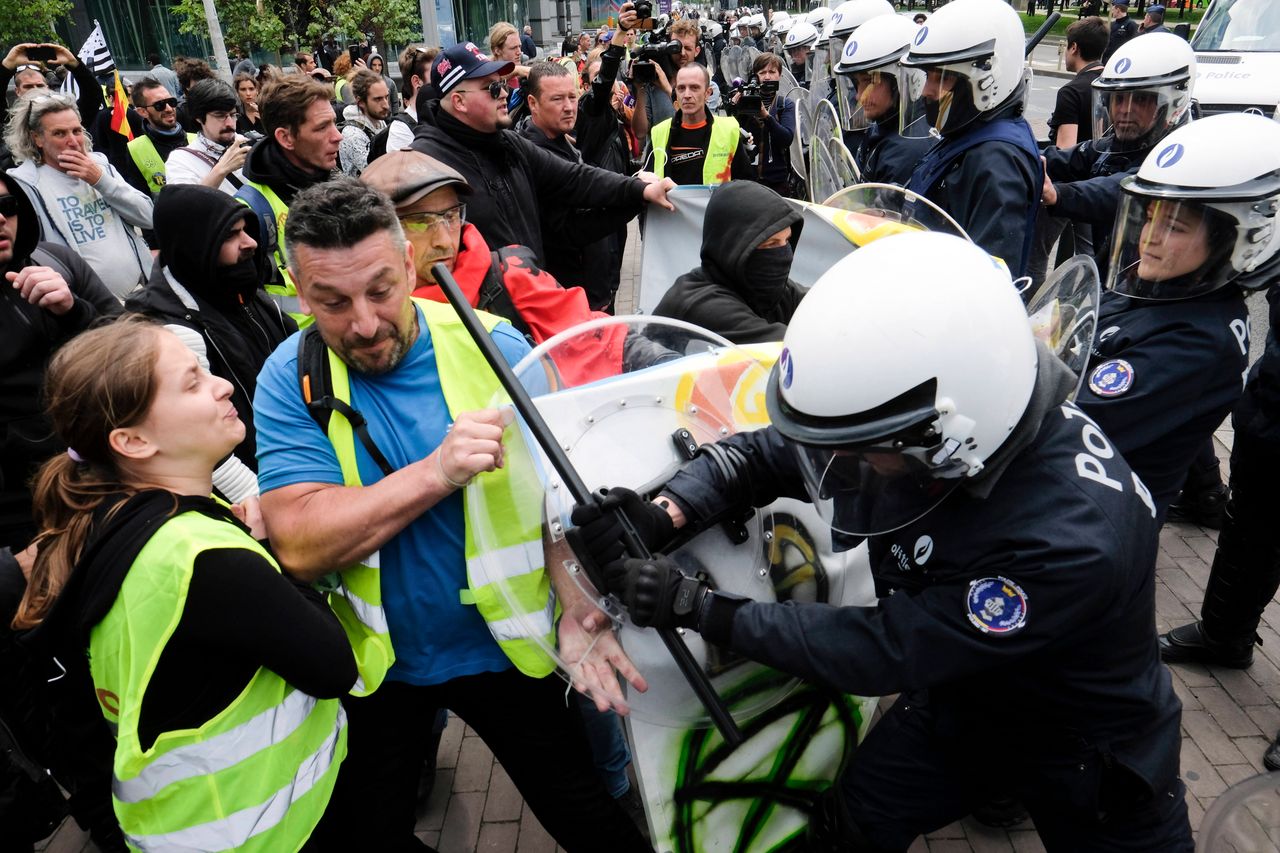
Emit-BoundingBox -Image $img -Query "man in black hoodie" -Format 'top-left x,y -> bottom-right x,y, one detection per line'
126,184 -> 295,504
410,42 -> 676,266
652,181 -> 805,344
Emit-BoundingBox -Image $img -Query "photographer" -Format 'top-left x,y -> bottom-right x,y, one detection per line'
1,42 -> 104,132
166,79 -> 251,194
630,12 -> 702,142
731,53 -> 795,196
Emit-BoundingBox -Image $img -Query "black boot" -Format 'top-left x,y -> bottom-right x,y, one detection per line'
1265,732 -> 1280,773
1160,502 -> 1280,667
1166,483 -> 1230,529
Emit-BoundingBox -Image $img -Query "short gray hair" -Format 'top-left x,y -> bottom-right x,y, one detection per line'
3,92 -> 87,165
284,176 -> 405,260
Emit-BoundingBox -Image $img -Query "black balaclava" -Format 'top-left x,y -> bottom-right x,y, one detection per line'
154,184 -> 266,307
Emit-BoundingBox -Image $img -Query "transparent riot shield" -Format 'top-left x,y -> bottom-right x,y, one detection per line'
788,85 -> 812,182
807,45 -> 833,118
1024,254 -> 1101,400
822,182 -> 971,240
1197,770 -> 1280,852
807,99 -> 854,202
719,44 -> 759,84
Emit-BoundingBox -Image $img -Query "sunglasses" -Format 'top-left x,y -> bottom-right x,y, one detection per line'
0,195 -> 21,217
456,80 -> 509,100
401,203 -> 467,232
145,97 -> 179,111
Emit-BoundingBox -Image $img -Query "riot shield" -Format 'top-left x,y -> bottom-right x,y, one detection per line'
466,315 -> 879,849
822,182 -> 971,240
807,99 -> 847,202
719,44 -> 759,84
1198,771 -> 1280,852
1024,254 -> 1101,400
788,85 -> 811,182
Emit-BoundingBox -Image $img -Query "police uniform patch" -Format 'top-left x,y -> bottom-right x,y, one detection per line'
1088,359 -> 1134,397
966,576 -> 1027,635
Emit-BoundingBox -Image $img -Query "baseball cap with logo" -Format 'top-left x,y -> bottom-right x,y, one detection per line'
431,42 -> 515,95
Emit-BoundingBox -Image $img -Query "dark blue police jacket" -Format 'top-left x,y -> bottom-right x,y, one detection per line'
1077,287 -> 1249,515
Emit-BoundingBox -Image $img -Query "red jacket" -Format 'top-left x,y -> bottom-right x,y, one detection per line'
413,225 -> 626,386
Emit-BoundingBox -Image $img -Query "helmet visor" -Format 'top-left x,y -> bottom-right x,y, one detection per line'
791,435 -> 968,538
1106,194 -> 1234,300
899,63 -> 972,138
1091,84 -> 1185,153
834,69 -> 868,131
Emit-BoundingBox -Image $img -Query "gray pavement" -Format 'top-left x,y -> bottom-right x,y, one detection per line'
37,158 -> 1276,853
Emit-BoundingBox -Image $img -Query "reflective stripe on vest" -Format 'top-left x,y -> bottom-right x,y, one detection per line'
127,133 -> 196,194
240,181 -> 311,328
650,115 -> 741,184
89,511 -> 346,851
322,297 -> 556,690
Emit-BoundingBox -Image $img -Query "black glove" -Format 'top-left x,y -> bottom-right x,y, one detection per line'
568,487 -> 677,590
605,556 -> 709,630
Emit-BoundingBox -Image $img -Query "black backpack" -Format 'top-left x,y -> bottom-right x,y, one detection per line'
367,112 -> 416,164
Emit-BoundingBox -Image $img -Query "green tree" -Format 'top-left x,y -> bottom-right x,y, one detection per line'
173,0 -> 325,58
0,0 -> 73,46
319,0 -> 421,46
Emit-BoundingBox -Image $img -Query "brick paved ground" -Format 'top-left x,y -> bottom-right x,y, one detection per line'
38,220 -> 1275,853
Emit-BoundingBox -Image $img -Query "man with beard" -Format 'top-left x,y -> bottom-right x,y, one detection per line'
236,74 -> 343,320
252,177 -> 653,853
126,184 -> 296,503
117,77 -> 194,196
653,181 -> 805,343
165,79 -> 250,194
411,41 -> 676,265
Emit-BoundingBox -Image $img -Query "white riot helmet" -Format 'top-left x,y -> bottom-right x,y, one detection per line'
834,14 -> 924,131
1108,112 -> 1280,301
770,11 -> 794,37
786,21 -> 820,52
805,6 -> 834,41
899,0 -> 1027,138
1092,32 -> 1195,154
765,233 -> 1038,536
703,20 -> 724,39
746,13 -> 766,33
828,0 -> 894,39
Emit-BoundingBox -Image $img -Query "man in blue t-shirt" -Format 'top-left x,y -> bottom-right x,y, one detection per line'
254,177 -> 651,852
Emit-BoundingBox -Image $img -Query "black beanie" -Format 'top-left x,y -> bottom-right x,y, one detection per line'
154,184 -> 261,301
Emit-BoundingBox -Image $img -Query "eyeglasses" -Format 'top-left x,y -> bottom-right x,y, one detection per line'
0,195 -> 21,217
455,80 -> 509,100
208,110 -> 235,121
401,203 -> 467,232
144,97 -> 179,111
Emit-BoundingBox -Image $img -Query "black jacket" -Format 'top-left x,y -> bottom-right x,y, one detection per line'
410,100 -> 647,263
1235,285 -> 1280,445
857,117 -> 933,186
240,136 -> 333,205
653,181 -> 805,344
0,174 -> 121,549
1103,16 -> 1139,64
126,185 -> 295,470
576,44 -> 633,176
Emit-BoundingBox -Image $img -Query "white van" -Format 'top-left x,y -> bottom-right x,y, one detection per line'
1191,0 -> 1280,117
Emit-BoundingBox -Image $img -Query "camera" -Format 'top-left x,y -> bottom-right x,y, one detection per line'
630,40 -> 681,83
241,130 -> 265,146
634,0 -> 654,30
729,78 -> 778,121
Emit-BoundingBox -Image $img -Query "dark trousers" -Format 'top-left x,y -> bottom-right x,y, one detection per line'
312,668 -> 651,853
838,694 -> 1193,852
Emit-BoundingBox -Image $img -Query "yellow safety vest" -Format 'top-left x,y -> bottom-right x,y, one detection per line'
650,114 -> 741,184
88,510 -> 346,853
126,132 -> 196,195
236,181 -> 310,327
317,297 -> 556,696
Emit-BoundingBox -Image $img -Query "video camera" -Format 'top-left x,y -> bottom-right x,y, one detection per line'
630,40 -> 681,83
729,78 -> 779,121
634,0 -> 655,30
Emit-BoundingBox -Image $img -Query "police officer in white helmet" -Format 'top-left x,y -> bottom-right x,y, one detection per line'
570,232 -> 1194,851
900,0 -> 1042,278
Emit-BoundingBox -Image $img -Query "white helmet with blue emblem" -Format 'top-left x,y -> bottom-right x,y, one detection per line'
898,0 -> 1027,138
1091,32 -> 1195,153
785,20 -> 820,52
1108,112 -> 1280,300
764,232 -> 1038,536
833,14 -> 924,130
827,0 -> 895,40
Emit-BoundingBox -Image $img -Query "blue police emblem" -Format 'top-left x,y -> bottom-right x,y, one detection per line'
845,39 -> 858,57
966,577 -> 1028,635
1156,143 -> 1185,168
779,347 -> 794,389
1088,359 -> 1134,397
915,26 -> 928,45
1115,57 -> 1132,73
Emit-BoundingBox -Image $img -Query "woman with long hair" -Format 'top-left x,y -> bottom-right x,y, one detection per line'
234,71 -> 264,134
16,316 -> 355,851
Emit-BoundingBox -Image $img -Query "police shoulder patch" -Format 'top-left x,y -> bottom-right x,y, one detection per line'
1087,359 -> 1134,397
966,576 -> 1028,636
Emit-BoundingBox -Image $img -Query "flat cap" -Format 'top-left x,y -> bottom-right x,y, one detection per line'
359,150 -> 472,209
